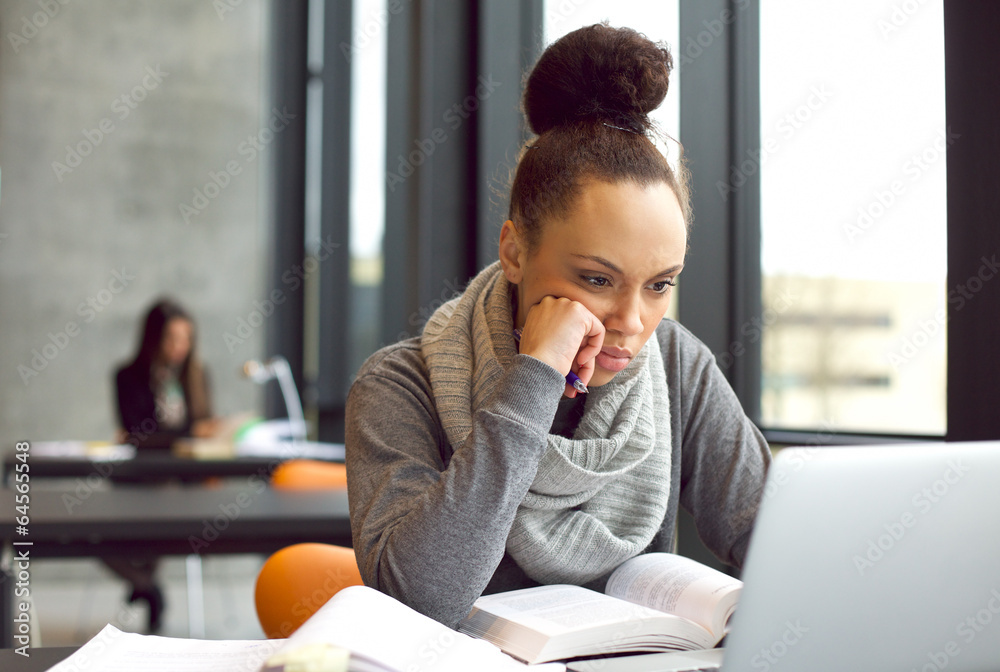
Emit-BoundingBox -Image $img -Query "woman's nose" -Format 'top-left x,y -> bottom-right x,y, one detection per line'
604,293 -> 644,337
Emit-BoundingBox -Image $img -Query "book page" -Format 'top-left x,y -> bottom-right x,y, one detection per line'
459,585 -> 715,664
44,589 -> 563,672
463,585 -> 670,637
44,624 -> 284,672
604,553 -> 742,640
277,585 -> 560,672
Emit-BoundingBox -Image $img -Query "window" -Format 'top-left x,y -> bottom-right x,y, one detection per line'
759,0 -> 947,435
347,0 -> 388,379
302,0 -> 388,437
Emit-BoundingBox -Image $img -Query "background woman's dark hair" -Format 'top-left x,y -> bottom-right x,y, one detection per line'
129,298 -> 210,420
509,23 -> 690,250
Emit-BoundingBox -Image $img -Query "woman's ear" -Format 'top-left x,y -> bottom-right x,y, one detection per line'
498,220 -> 525,284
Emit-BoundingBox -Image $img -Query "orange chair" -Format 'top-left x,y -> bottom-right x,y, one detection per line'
255,542 -> 364,638
270,459 -> 348,490
255,459 -> 360,638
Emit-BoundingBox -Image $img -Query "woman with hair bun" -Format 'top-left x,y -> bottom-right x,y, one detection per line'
345,24 -> 770,628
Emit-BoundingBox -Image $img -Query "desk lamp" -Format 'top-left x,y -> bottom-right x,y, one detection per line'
242,356 -> 307,443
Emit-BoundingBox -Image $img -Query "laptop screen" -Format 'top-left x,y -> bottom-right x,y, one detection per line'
722,441 -> 1000,672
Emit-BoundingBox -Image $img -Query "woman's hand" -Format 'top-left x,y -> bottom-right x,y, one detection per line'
517,296 -> 605,397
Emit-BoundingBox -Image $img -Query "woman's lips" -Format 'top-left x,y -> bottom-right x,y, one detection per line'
595,347 -> 632,372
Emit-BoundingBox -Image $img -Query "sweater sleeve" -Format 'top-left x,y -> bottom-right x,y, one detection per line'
115,366 -> 146,434
345,339 -> 566,628
663,322 -> 771,568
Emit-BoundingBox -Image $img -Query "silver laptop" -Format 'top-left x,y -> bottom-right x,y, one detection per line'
721,440 -> 1000,672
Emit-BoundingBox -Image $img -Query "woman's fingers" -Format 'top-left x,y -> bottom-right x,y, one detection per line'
576,318 -> 604,370
519,296 -> 604,381
575,348 -> 598,390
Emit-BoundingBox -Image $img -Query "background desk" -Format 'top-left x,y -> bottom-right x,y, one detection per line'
3,453 -> 290,485
0,485 -> 351,647
2,442 -> 345,486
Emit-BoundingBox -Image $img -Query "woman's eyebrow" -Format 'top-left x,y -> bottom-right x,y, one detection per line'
571,254 -> 623,274
651,264 -> 684,278
571,253 -> 683,278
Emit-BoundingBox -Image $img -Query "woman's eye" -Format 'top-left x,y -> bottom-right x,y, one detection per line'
649,279 -> 677,294
582,275 -> 610,288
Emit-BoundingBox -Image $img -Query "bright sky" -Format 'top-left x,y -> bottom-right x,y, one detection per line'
759,0 -> 947,282
349,0 -> 389,259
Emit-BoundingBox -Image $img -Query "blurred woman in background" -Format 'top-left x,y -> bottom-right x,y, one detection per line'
110,297 -> 218,632
115,298 -> 217,449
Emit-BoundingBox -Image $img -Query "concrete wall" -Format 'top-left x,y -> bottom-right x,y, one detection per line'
0,0 -> 272,442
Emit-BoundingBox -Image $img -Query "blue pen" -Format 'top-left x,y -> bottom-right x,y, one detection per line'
513,328 -> 589,394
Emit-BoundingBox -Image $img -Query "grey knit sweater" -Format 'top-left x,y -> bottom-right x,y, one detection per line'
345,318 -> 771,628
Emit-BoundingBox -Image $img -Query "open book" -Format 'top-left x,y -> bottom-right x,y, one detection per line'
45,586 -> 564,672
458,553 -> 741,664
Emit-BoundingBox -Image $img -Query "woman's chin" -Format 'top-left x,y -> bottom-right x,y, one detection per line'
586,369 -> 616,388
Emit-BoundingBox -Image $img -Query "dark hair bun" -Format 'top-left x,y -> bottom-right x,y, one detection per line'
524,23 -> 673,135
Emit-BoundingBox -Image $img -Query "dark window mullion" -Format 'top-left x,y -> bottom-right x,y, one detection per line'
729,0 -> 762,424
315,0 -> 353,441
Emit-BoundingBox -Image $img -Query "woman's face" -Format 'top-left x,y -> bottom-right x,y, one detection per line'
159,318 -> 193,367
505,180 -> 686,388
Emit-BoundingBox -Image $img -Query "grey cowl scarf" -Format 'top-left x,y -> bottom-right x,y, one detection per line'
422,262 -> 671,584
